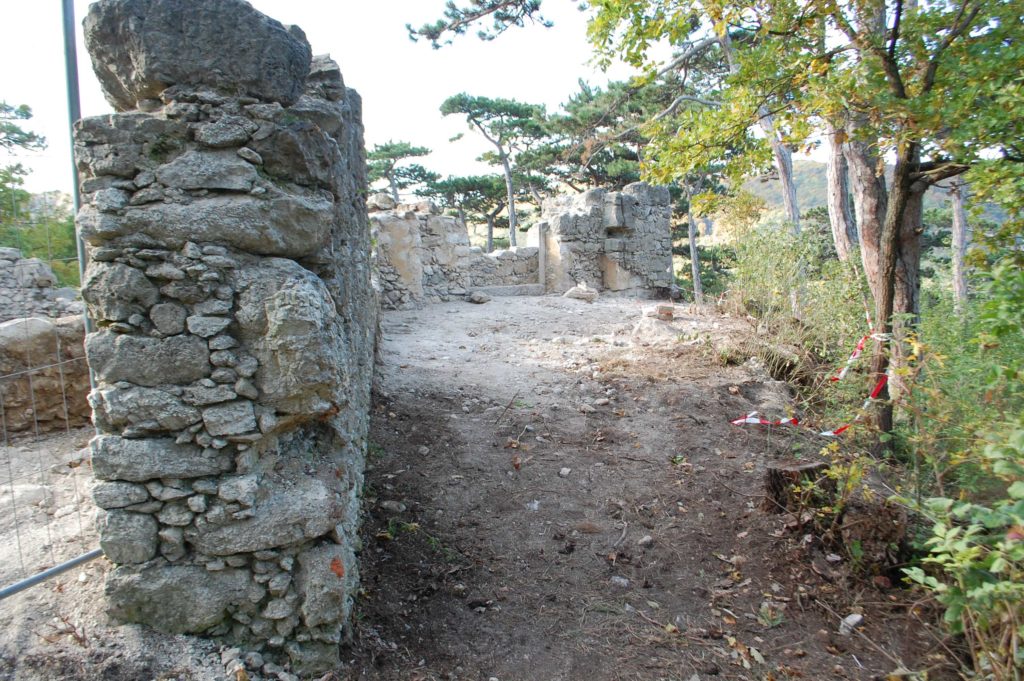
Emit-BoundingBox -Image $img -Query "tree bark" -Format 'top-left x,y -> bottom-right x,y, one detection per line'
499,152 -> 518,247
485,202 -> 504,253
949,182 -> 970,313
826,127 -> 856,261
388,174 -> 400,203
844,134 -> 888,305
869,143 -> 919,440
687,209 -> 704,305
767,133 -> 801,232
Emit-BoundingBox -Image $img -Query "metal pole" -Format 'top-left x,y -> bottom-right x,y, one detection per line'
0,549 -> 103,601
62,0 -> 98,404
61,0 -> 92,329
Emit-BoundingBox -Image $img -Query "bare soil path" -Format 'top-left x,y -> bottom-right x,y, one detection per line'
345,296 -> 944,681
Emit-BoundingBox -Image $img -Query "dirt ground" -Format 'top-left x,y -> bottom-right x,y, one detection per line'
0,295 -> 952,681
347,295 -> 951,681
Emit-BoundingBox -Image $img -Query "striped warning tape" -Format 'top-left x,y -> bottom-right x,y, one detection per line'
732,326 -> 892,437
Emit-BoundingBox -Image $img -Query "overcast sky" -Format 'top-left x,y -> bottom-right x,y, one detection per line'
1,0 -> 636,196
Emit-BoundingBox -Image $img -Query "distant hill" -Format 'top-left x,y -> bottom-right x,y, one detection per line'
743,160 -> 954,214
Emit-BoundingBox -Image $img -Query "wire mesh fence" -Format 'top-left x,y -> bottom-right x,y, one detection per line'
0,190 -> 97,595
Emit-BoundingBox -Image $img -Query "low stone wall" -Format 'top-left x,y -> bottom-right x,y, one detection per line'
539,182 -> 673,294
0,248 -> 83,323
371,200 -> 539,309
76,0 -> 375,673
0,316 -> 91,433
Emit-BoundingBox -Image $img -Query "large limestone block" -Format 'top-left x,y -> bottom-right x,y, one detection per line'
84,0 -> 312,111
296,542 -> 357,629
233,258 -> 347,414
106,564 -> 257,633
86,331 -> 209,386
91,435 -> 228,481
91,385 -> 202,434
13,258 -> 57,288
98,510 -> 158,563
78,192 -> 334,258
82,262 -> 160,322
155,149 -> 257,191
185,475 -> 343,555
248,119 -> 343,190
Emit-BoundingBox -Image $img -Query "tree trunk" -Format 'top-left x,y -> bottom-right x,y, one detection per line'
485,202 -> 504,253
687,209 -> 704,305
527,182 -> 543,205
894,185 -> 924,325
826,127 -> 856,261
869,143 -> 919,440
499,152 -> 518,247
766,133 -> 801,232
388,174 -> 400,203
844,134 -> 888,305
950,182 -> 970,313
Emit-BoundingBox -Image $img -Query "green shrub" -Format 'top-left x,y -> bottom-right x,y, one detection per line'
900,260 -> 1024,679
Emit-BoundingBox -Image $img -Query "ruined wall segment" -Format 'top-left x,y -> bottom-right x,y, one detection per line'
76,0 -> 375,673
0,248 -> 83,323
0,316 -> 90,433
539,182 -> 673,294
370,199 -> 539,309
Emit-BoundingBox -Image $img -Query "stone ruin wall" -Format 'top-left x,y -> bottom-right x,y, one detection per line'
0,249 -> 89,433
539,182 -> 674,295
0,316 -> 91,433
0,248 -> 83,323
75,0 -> 376,673
370,183 -> 672,308
370,200 -> 539,309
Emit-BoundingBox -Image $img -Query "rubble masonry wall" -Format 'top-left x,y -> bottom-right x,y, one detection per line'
75,0 -> 376,673
371,202 -> 538,309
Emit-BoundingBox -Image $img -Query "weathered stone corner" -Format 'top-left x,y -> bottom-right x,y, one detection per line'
77,0 -> 375,674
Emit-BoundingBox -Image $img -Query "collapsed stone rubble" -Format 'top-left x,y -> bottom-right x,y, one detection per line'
76,0 -> 375,673
0,248 -> 83,323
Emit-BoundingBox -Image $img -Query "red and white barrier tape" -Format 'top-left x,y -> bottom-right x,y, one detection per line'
730,412 -> 800,427
733,346 -> 892,436
831,335 -> 868,382
817,374 -> 888,437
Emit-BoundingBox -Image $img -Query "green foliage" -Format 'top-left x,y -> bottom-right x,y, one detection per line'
440,94 -> 546,148
424,174 -> 507,221
728,220 -> 867,364
367,141 -> 436,199
0,102 -> 77,286
407,0 -> 549,48
888,262 -> 1024,679
0,102 -> 46,152
674,241 -> 733,299
0,202 -> 80,287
